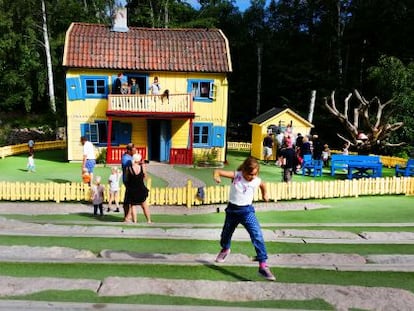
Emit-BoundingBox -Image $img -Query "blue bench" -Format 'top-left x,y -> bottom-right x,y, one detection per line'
302,154 -> 323,177
395,159 -> 414,177
330,154 -> 382,179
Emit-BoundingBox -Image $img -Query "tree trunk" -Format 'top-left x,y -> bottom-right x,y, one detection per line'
164,0 -> 169,28
256,43 -> 263,116
149,1 -> 155,28
308,90 -> 316,123
41,0 -> 56,114
336,0 -> 343,86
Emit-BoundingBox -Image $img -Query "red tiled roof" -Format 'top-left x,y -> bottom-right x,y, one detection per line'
63,22 -> 232,73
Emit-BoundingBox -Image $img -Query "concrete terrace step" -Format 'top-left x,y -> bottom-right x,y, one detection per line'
1,276 -> 414,311
0,300 -> 284,311
1,245 -> 414,272
2,217 -> 414,244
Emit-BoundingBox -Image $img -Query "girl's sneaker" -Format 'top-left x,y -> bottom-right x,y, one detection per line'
258,266 -> 276,281
215,249 -> 230,263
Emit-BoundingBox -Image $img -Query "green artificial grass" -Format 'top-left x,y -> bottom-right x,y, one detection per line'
267,226 -> 414,233
1,235 -> 413,256
3,291 -> 333,310
0,149 -> 398,187
0,150 -> 167,187
1,262 -> 414,293
5,196 -> 414,225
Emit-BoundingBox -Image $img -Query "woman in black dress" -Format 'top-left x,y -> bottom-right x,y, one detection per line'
125,153 -> 152,223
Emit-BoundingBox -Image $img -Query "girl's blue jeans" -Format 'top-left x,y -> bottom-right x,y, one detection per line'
220,203 -> 268,263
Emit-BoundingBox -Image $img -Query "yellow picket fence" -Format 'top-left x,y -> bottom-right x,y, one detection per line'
227,141 -> 252,151
1,177 -> 413,207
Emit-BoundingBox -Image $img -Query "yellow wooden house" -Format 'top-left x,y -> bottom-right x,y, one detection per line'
62,9 -> 232,164
249,107 -> 314,160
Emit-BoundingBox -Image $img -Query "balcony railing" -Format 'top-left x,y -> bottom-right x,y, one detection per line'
108,93 -> 193,114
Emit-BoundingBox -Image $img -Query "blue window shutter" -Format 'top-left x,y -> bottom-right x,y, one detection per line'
118,122 -> 132,145
212,126 -> 225,147
186,81 -> 193,93
80,123 -> 90,140
66,77 -> 83,100
209,82 -> 216,100
90,123 -> 99,143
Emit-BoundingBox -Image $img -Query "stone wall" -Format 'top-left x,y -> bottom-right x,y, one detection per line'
6,127 -> 56,145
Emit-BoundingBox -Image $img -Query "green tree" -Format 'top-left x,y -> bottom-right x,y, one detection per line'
0,0 -> 42,113
367,56 -> 414,155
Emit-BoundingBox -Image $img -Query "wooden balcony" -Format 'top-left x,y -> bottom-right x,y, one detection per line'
107,93 -> 194,117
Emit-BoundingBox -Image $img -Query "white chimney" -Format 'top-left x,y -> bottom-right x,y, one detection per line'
111,7 -> 129,32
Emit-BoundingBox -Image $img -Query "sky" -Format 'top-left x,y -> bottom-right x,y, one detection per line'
117,1 -> 270,12
185,0 -> 271,12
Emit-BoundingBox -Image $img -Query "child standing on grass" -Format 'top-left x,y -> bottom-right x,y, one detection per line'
27,152 -> 35,173
322,144 -> 331,167
213,157 -> 276,281
107,167 -> 121,212
91,176 -> 105,216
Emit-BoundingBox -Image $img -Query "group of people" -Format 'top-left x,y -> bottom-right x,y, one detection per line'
80,136 -> 151,223
263,130 -> 332,182
80,134 -> 276,281
112,73 -> 161,96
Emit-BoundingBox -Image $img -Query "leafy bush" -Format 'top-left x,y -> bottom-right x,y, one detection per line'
96,148 -> 107,164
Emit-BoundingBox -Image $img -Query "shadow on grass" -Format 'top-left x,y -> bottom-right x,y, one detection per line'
45,178 -> 72,183
14,150 -> 67,162
196,259 -> 252,282
76,212 -> 123,223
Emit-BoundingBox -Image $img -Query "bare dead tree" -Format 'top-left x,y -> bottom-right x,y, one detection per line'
324,90 -> 405,153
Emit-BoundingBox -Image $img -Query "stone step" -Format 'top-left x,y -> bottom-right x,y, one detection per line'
1,276 -> 414,311
1,245 -> 414,272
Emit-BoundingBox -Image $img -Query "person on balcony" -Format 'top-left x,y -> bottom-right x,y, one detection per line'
130,78 -> 140,94
112,73 -> 123,94
121,82 -> 129,94
149,76 -> 161,95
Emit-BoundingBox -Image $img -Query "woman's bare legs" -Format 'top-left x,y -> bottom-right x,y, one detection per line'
140,201 -> 152,223
131,205 -> 137,223
124,204 -> 133,222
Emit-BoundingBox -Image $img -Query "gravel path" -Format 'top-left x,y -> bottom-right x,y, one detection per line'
146,162 -> 205,188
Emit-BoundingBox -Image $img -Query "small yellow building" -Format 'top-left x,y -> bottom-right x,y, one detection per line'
249,107 -> 314,160
62,8 -> 232,164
